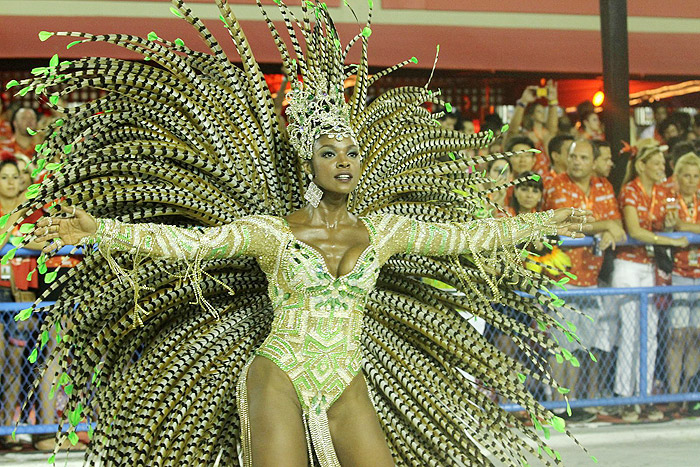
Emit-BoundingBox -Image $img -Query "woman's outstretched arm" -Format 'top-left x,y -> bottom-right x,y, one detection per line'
379,208 -> 593,259
33,206 -> 279,262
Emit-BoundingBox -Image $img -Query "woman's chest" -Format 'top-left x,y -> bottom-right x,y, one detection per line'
278,236 -> 380,296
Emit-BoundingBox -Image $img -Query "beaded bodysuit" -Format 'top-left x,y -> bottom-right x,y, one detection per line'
92,211 -> 556,465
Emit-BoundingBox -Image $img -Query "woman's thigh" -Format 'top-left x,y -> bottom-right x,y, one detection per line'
328,372 -> 394,467
245,356 -> 308,467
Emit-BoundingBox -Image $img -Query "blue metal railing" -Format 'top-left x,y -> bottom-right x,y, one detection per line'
502,284 -> 700,412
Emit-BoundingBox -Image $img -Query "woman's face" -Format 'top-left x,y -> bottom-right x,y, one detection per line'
677,164 -> 700,197
488,160 -> 511,186
509,143 -> 535,176
0,164 -> 20,200
585,113 -> 601,133
15,159 -> 34,191
532,104 -> 546,125
514,185 -> 542,212
638,152 -> 666,184
310,134 -> 361,196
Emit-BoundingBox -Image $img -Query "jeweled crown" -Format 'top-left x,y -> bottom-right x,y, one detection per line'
285,76 -> 355,160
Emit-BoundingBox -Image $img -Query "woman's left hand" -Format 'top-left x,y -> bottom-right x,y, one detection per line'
34,205 -> 97,253
551,207 -> 595,238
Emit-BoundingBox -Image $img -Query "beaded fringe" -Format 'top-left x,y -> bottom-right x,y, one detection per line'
307,406 -> 341,467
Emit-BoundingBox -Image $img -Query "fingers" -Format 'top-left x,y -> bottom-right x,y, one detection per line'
33,223 -> 60,241
41,239 -> 63,254
55,203 -> 77,216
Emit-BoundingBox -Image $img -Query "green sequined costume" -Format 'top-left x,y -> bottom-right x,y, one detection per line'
9,0 -> 589,465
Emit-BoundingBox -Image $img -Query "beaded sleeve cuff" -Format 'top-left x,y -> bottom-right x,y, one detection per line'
451,209 -> 558,301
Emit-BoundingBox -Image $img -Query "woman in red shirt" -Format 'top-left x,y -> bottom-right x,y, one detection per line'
489,173 -> 543,370
667,152 -> 700,403
612,144 -> 689,421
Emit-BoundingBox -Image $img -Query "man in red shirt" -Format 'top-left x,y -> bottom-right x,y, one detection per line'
544,139 -> 626,403
541,134 -> 574,190
593,141 -> 614,179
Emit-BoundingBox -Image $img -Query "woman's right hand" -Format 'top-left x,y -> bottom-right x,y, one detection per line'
34,205 -> 98,253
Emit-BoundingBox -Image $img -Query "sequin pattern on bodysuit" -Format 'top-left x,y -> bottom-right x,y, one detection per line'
255,218 -> 379,413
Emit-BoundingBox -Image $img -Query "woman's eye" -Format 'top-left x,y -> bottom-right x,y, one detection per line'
348,152 -> 359,158
322,152 -> 334,158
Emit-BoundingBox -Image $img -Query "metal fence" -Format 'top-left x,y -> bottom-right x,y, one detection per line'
497,284 -> 700,413
2,234 -> 700,436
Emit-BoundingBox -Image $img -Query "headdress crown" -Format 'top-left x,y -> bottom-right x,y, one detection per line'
285,75 -> 355,160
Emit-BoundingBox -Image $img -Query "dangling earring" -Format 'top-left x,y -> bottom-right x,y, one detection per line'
305,176 -> 322,208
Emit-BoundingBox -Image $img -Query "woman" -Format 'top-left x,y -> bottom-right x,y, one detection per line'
14,1 -> 592,465
579,110 -> 604,141
486,173 -> 544,370
612,144 -> 689,422
667,152 -> 700,405
0,159 -> 43,447
0,160 -> 23,438
483,158 -> 512,209
508,171 -> 543,216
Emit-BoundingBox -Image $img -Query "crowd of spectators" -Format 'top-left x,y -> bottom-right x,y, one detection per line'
439,84 -> 700,423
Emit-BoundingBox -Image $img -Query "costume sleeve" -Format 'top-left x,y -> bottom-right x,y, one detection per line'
375,211 -> 558,264
82,215 -> 284,326
87,215 -> 281,268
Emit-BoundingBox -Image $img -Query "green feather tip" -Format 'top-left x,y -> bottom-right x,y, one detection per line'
31,67 -> 48,76
14,307 -> 32,322
45,271 -> 58,283
529,148 -> 542,153
5,80 -> 19,89
531,174 -> 541,181
38,31 -> 54,42
169,6 -> 183,18
49,54 -> 59,68
174,38 -> 185,47
501,123 -> 509,133
66,40 -> 83,49
49,95 -> 59,105
26,127 -> 37,136
410,56 -> 418,64
445,103 -> 453,112
147,31 -> 159,41
362,27 -> 372,37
